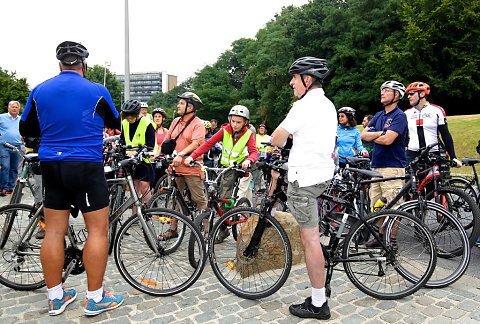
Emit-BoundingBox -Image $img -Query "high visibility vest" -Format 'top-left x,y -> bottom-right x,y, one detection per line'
122,116 -> 158,163
256,134 -> 271,153
221,128 -> 252,167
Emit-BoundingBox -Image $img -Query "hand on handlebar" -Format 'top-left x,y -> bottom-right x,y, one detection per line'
125,151 -> 137,157
241,159 -> 251,170
452,158 -> 462,168
184,156 -> 194,166
172,154 -> 183,167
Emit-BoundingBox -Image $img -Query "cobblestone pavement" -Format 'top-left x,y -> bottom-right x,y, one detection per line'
1,193 -> 480,323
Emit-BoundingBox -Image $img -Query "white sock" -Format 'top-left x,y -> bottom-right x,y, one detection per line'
271,207 -> 277,216
311,287 -> 326,307
47,283 -> 64,300
86,287 -> 104,303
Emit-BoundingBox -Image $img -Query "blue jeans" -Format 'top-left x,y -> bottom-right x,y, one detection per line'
0,145 -> 20,191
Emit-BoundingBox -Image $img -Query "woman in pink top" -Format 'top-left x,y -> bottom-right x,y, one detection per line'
152,108 -> 168,145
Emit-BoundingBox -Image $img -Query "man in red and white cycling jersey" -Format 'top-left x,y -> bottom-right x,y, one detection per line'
404,81 -> 461,167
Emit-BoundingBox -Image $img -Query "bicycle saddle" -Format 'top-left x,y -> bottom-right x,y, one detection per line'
25,153 -> 39,162
462,158 -> 480,166
345,167 -> 383,179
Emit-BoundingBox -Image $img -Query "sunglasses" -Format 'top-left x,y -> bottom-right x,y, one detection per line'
407,91 -> 417,96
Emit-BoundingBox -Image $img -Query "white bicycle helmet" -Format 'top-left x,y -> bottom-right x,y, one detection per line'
338,107 -> 356,117
229,105 -> 250,120
380,80 -> 406,99
140,102 -> 148,108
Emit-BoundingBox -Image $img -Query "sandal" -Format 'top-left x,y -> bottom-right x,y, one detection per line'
158,228 -> 179,241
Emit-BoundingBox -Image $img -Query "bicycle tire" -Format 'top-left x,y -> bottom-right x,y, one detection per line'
209,207 -> 292,299
9,181 -> 24,205
114,208 -> 206,296
108,184 -> 125,255
188,211 -> 209,268
398,201 -> 470,288
0,204 -> 46,290
232,197 -> 251,241
426,186 -> 480,245
447,177 -> 479,205
147,189 -> 188,248
342,209 -> 437,300
153,174 -> 169,193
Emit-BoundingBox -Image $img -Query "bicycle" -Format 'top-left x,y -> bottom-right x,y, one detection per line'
317,167 -> 438,299
186,161 -> 251,267
447,158 -> 480,205
2,143 -> 40,205
0,146 -> 207,297
354,144 -> 473,288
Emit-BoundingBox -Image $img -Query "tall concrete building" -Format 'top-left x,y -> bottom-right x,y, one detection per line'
116,72 -> 177,102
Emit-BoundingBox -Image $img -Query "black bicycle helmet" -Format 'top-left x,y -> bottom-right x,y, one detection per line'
152,107 -> 167,118
288,56 -> 330,80
121,99 -> 141,115
56,41 -> 89,66
178,92 -> 203,110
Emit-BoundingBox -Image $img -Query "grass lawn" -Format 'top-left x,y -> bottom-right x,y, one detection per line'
446,114 -> 480,175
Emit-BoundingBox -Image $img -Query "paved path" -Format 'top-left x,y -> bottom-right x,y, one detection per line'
1,192 -> 480,323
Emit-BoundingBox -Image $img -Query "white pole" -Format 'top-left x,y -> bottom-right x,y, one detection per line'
124,0 -> 130,101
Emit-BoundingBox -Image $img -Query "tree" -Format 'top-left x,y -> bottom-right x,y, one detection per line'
148,78 -> 193,126
0,67 -> 30,113
85,65 -> 124,110
373,0 -> 480,114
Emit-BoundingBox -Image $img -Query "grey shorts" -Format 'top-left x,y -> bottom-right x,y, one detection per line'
287,180 -> 330,229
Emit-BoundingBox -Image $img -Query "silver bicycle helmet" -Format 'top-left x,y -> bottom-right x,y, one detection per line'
229,105 -> 250,120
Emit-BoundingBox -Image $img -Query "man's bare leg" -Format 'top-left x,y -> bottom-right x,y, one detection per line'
40,208 -> 70,288
82,206 -> 109,291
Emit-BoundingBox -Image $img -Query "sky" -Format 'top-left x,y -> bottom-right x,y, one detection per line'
1,0 -> 310,89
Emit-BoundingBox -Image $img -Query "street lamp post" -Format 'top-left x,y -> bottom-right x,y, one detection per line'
103,60 -> 111,86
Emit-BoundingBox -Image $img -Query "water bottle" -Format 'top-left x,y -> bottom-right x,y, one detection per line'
371,196 -> 387,212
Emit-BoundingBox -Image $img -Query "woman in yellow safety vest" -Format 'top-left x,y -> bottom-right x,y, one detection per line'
120,100 -> 157,215
185,105 -> 259,243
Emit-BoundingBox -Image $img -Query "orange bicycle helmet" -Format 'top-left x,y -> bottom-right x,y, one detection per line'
406,82 -> 430,95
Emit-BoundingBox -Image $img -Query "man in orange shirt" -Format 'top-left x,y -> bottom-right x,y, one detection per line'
155,92 -> 207,240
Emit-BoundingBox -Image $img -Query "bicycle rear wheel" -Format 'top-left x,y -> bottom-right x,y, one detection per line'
0,204 -> 45,290
209,207 -> 292,299
398,201 -> 470,288
114,208 -> 206,296
343,209 -> 436,299
427,186 -> 480,244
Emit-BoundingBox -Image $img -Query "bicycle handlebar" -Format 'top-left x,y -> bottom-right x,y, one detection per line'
3,142 -> 26,158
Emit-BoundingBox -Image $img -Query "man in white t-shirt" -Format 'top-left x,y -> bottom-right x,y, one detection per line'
404,81 -> 461,167
272,57 -> 336,320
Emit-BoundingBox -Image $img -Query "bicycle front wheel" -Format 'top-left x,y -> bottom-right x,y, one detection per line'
209,207 -> 292,299
0,204 -> 45,290
114,208 -> 206,296
343,209 -> 437,300
399,201 -> 470,288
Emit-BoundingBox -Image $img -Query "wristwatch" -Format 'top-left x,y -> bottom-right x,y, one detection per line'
178,152 -> 185,157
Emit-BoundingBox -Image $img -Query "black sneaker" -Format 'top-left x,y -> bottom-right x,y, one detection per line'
289,297 -> 330,320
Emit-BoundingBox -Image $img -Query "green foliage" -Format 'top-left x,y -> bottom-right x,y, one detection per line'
85,65 -> 124,110
157,0 -> 480,129
0,67 -> 30,113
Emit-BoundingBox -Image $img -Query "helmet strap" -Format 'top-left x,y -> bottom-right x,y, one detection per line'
414,92 -> 426,107
383,90 -> 400,107
300,75 -> 310,99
